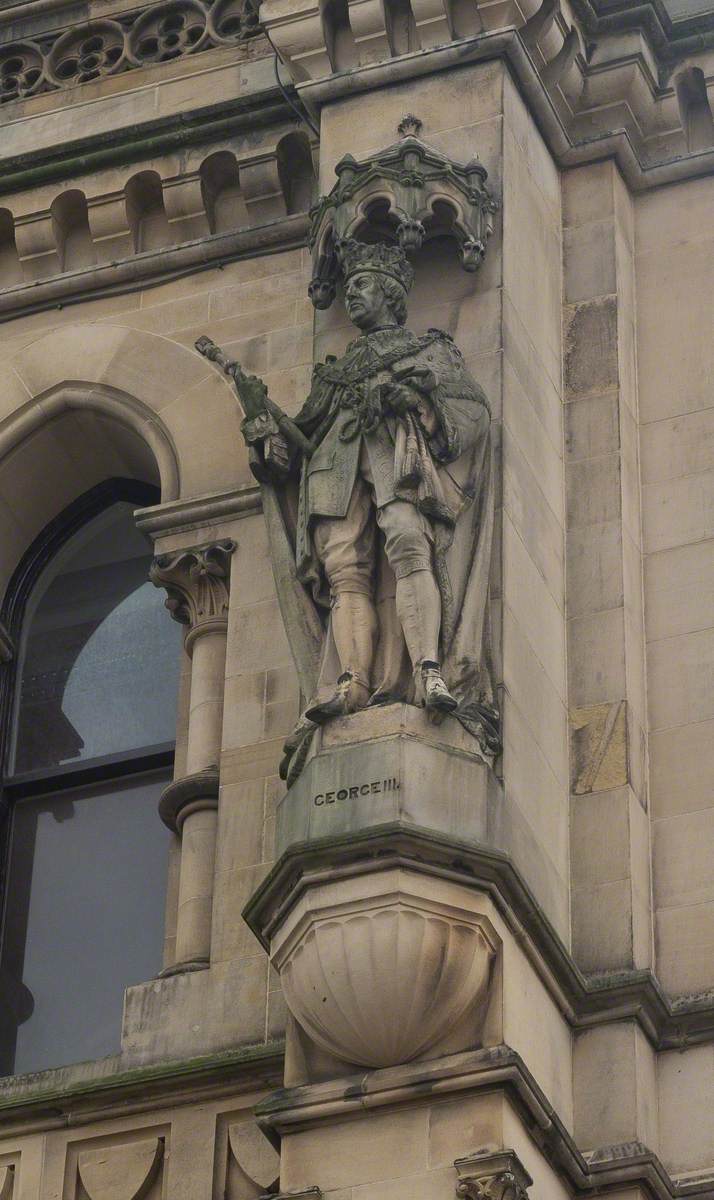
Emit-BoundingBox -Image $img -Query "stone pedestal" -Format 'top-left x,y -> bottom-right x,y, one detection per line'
275,704 -> 500,855
246,705 -> 504,1082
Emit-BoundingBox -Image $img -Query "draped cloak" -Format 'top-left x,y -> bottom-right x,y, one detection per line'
244,324 -> 501,781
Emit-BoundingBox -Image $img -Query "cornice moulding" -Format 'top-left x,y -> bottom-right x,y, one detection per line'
0,214 -> 310,324
256,1046 -> 714,1200
296,31 -> 714,190
0,1042 -> 284,1133
0,89 -> 287,191
135,486 -> 262,539
243,824 -> 714,1051
570,0 -> 714,54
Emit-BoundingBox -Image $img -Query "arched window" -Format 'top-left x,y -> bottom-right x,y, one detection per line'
0,480 -> 182,1076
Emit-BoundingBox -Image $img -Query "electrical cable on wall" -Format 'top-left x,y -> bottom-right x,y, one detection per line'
266,34 -> 320,138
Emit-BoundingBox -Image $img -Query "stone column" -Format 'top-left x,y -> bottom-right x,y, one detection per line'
150,539 -> 235,973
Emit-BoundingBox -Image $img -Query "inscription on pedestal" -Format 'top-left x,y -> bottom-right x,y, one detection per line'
313,777 -> 400,806
275,710 -> 493,855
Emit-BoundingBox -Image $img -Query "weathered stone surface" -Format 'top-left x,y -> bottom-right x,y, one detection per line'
78,1139 -> 163,1200
570,701 -> 628,795
198,228 -> 500,786
271,867 -> 499,1068
275,705 -> 494,853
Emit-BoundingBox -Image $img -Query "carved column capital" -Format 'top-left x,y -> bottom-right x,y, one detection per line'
455,1151 -> 532,1200
150,539 -> 236,643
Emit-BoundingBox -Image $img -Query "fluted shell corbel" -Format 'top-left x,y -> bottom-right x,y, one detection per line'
270,869 -> 500,1069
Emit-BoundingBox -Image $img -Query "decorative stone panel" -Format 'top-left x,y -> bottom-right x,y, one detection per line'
570,700 -> 628,795
77,1138 -> 163,1200
46,22 -> 127,87
0,42 -> 44,102
217,1115 -> 281,1198
0,0 -> 259,104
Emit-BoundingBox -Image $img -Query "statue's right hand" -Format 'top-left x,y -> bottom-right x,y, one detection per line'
242,410 -> 279,445
264,432 -> 291,475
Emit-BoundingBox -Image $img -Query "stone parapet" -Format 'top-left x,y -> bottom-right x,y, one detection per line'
0,125 -> 316,316
0,0 -> 261,104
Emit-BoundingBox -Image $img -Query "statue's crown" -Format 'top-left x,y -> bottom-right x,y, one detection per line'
337,238 -> 414,292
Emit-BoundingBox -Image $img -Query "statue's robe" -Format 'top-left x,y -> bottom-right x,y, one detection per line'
246,323 -> 500,776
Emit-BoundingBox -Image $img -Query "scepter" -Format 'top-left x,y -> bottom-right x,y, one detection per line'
195,335 -> 313,458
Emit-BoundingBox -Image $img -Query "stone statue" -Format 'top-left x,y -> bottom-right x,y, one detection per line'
197,238 -> 500,784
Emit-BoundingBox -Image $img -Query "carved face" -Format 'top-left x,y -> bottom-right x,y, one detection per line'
344,270 -> 395,330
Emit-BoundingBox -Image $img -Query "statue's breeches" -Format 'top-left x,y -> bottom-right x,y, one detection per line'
313,455 -> 433,598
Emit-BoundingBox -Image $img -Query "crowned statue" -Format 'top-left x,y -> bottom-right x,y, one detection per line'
197,238 -> 500,783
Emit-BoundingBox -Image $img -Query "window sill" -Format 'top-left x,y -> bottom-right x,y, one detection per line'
0,1040 -> 284,1129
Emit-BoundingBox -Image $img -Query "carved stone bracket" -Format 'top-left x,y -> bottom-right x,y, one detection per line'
150,539 -> 236,648
455,1151 -> 533,1200
308,117 -> 497,308
0,1166 -> 13,1200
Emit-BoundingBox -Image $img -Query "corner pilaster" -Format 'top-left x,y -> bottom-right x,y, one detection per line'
562,162 -> 652,977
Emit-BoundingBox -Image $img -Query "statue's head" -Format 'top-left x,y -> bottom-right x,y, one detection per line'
337,239 -> 414,330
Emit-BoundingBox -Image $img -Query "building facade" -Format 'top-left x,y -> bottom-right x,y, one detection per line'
0,0 -> 711,1195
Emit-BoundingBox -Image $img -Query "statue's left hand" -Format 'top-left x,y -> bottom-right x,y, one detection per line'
386,365 -> 439,435
382,381 -> 422,416
384,364 -> 438,421
392,364 -> 438,395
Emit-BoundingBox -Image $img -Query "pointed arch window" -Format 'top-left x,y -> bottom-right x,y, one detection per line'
0,481 -> 182,1076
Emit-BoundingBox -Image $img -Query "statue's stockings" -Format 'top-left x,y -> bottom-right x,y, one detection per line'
332,567 -> 441,703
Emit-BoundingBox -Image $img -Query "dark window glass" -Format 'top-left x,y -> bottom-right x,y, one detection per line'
10,503 -> 180,775
0,496 -> 181,1076
2,773 -> 170,1075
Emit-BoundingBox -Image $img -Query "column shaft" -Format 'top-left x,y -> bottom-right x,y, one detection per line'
150,539 -> 235,973
174,805 -> 219,967
185,627 -> 228,775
